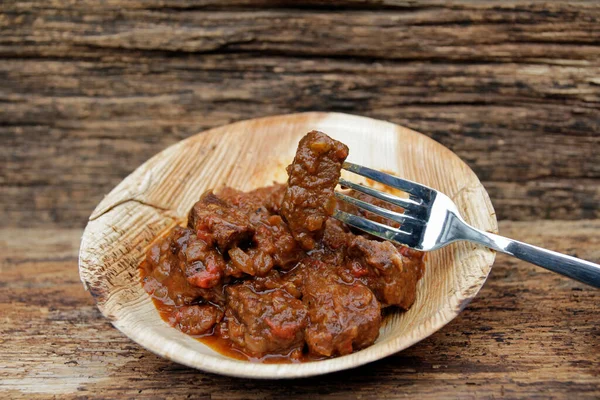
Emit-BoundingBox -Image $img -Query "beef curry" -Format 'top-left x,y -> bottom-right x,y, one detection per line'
140,131 -> 424,362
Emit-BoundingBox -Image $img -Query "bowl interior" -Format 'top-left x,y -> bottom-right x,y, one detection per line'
79,112 -> 497,378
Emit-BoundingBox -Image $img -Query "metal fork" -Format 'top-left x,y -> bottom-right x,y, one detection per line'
333,162 -> 600,288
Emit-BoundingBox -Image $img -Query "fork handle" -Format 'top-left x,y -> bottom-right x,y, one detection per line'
458,223 -> 600,288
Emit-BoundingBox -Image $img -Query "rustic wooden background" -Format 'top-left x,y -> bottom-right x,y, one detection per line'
1,1 -> 599,398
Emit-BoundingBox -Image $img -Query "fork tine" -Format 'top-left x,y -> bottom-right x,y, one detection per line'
342,161 -> 434,201
334,191 -> 424,227
338,178 -> 423,212
332,210 -> 418,248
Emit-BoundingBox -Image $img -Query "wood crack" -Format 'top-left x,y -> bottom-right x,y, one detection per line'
88,198 -> 175,222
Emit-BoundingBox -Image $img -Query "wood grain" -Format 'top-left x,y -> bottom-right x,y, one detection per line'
2,0 -> 599,396
1,1 -> 599,228
2,220 -> 599,398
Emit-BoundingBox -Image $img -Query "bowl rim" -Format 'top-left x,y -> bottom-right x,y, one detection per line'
79,111 -> 497,378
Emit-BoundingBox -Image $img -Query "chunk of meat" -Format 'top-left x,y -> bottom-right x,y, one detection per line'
301,259 -> 381,357
320,217 -> 424,309
281,131 -> 349,250
252,215 -> 304,269
254,184 -> 287,214
188,191 -> 254,253
174,305 -> 224,336
219,184 -> 286,216
225,285 -> 308,356
225,246 -> 277,278
277,266 -> 305,299
218,185 -> 304,275
224,227 -> 303,278
245,270 -> 284,291
141,226 -> 210,307
181,233 -> 226,289
348,235 -> 423,309
318,218 -> 352,266
237,269 -> 302,299
224,218 -> 303,278
322,218 -> 351,251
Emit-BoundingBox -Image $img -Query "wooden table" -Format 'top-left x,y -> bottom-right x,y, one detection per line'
2,1 -> 599,398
